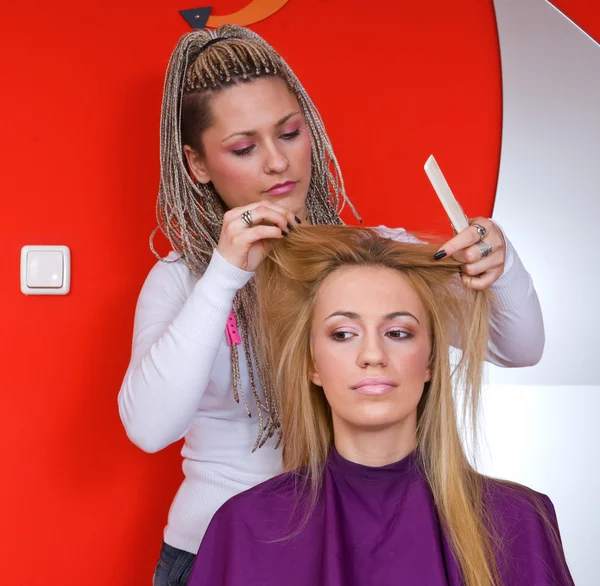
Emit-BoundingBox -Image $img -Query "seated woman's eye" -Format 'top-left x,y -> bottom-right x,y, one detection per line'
331,331 -> 353,341
387,330 -> 410,340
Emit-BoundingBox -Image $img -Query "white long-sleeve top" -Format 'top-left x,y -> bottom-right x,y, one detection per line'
118,226 -> 544,554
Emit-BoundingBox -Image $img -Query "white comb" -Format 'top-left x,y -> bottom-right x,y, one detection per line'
424,155 -> 469,234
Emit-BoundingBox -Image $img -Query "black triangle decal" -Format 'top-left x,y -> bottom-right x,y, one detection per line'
179,7 -> 213,30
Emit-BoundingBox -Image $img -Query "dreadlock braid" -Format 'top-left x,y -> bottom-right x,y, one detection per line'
154,25 -> 360,450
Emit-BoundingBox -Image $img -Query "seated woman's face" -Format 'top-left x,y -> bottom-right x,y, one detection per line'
310,265 -> 432,434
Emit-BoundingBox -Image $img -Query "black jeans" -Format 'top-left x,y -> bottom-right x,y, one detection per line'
152,541 -> 196,586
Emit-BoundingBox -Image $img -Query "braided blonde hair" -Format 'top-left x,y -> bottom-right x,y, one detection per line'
154,25 -> 360,449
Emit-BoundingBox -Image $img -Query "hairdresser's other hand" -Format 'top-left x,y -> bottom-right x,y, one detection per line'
434,217 -> 506,291
217,201 -> 298,272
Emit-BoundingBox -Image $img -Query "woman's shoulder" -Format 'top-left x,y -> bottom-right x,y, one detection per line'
193,470 -> 314,584
484,478 -> 559,536
485,479 -> 573,582
221,470 -> 301,514
146,250 -> 187,277
210,469 -> 308,534
139,251 -> 197,300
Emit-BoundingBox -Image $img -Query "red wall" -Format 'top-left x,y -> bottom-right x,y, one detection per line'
1,1 -> 593,584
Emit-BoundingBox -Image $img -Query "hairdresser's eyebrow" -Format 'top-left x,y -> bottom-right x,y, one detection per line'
222,111 -> 301,142
325,311 -> 420,324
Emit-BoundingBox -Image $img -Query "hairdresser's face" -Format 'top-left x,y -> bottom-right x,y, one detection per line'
184,77 -> 312,217
310,266 -> 432,437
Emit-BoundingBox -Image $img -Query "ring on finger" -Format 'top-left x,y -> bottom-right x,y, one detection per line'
472,223 -> 487,242
478,240 -> 493,258
241,210 -> 253,227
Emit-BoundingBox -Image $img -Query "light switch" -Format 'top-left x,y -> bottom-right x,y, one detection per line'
21,245 -> 71,295
26,251 -> 63,288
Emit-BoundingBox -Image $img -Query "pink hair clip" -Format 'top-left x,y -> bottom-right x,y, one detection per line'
226,311 -> 242,346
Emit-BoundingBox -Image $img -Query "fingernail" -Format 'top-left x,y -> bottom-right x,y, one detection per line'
282,230 -> 288,237
287,222 -> 293,232
434,250 -> 447,260
295,216 -> 302,224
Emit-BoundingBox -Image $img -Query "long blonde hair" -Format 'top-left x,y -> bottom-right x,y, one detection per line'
256,225 -> 544,586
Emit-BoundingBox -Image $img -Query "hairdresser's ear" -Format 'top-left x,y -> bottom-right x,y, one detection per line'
183,145 -> 212,184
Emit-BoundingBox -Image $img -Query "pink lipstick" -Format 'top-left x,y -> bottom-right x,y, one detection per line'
265,180 -> 296,196
351,377 -> 398,396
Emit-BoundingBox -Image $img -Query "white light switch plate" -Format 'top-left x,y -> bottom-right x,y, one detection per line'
20,245 -> 71,295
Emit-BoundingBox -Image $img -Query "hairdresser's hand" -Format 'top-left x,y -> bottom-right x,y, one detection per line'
217,201 -> 298,272
434,218 -> 506,290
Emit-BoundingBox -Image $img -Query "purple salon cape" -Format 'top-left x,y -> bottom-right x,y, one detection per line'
188,448 -> 573,585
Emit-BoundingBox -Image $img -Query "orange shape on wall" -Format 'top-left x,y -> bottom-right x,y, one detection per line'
206,0 -> 290,27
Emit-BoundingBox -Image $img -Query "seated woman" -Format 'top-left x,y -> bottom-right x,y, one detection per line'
187,226 -> 573,586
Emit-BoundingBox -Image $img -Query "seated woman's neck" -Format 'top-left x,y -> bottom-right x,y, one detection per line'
333,416 -> 417,468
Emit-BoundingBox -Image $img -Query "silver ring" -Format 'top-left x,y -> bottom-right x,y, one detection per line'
241,210 -> 253,227
478,240 -> 493,258
472,223 -> 487,242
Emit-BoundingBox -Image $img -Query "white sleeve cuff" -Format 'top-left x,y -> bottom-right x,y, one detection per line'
490,232 -> 531,313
